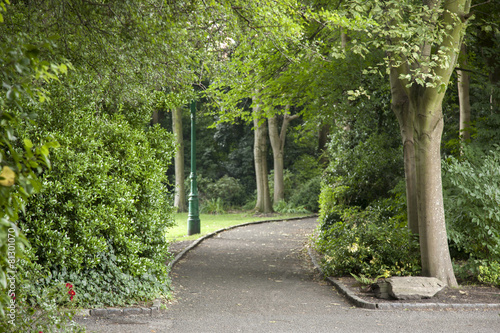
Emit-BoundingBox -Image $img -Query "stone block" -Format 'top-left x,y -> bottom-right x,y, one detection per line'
106,308 -> 123,316
123,308 -> 142,315
387,277 -> 445,300
90,308 -> 108,316
373,281 -> 391,299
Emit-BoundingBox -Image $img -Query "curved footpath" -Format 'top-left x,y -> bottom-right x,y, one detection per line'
78,217 -> 500,333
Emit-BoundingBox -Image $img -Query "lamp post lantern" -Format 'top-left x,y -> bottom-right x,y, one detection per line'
187,100 -> 200,235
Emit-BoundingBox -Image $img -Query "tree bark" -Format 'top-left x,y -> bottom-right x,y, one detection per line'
457,43 -> 471,142
172,106 -> 187,212
253,96 -> 273,213
268,110 -> 298,204
152,110 -> 159,125
390,67 -> 419,235
318,123 -> 331,166
412,97 -> 456,286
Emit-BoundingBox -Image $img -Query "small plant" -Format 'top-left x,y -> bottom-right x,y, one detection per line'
7,279 -> 85,333
273,200 -> 309,214
201,198 -> 226,215
351,272 -> 388,287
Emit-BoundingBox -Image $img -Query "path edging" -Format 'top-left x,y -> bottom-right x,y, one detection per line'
307,247 -> 500,310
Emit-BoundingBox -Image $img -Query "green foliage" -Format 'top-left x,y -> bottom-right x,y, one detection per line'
200,198 -> 226,215
197,174 -> 246,208
323,131 -> 404,209
273,200 -> 309,214
0,5 -> 68,319
476,261 -> 500,286
443,136 -> 500,287
19,110 -> 176,307
454,260 -> 500,287
444,145 -> 500,262
4,255 -> 85,333
315,204 -> 421,277
288,175 -> 321,212
350,272 -> 387,287
270,156 -> 322,212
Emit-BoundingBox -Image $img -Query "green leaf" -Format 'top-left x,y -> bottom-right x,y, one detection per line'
23,138 -> 33,149
0,270 -> 6,289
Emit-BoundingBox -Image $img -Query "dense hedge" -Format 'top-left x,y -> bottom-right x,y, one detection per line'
18,81 -> 177,306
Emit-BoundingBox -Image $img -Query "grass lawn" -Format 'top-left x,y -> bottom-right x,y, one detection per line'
166,212 -> 312,242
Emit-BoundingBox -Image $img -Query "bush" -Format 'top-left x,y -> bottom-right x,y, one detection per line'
273,200 -> 309,214
315,204 -> 421,278
196,174 -> 246,208
19,113 -> 176,307
444,144 -> 500,286
288,175 -> 321,212
6,254 -> 85,332
454,260 -> 500,287
444,145 -> 500,262
200,198 -> 226,215
323,131 -> 404,209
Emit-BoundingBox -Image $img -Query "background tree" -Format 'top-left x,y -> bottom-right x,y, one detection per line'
173,105 -> 188,212
268,109 -> 299,204
252,94 -> 273,213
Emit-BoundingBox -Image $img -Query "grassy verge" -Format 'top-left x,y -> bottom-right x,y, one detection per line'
166,212 -> 312,242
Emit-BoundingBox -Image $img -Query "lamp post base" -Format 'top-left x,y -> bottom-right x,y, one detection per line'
187,217 -> 200,235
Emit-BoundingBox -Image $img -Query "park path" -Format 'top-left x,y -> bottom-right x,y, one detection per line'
79,217 -> 500,333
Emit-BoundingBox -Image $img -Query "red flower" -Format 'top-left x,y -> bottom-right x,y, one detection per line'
65,283 -> 73,289
68,289 -> 76,301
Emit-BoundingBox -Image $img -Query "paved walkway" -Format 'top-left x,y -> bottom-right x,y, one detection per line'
79,217 -> 500,333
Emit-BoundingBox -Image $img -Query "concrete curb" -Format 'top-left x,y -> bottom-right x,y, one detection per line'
307,247 -> 500,310
79,215 -> 317,317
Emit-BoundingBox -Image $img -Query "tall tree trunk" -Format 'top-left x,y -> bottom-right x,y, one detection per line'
411,91 -> 457,287
268,111 -> 298,204
152,110 -> 159,125
391,67 -> 458,286
457,43 -> 471,142
172,106 -> 187,212
318,123 -> 331,166
390,68 -> 419,235
253,96 -> 273,213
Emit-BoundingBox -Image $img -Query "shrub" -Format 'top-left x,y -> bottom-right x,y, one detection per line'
19,113 -> 176,307
444,145 -> 500,262
454,260 -> 500,287
323,131 -> 404,209
273,200 -> 309,214
6,255 -> 85,332
443,144 -> 500,286
200,198 -> 226,215
196,174 -> 246,208
315,205 -> 421,278
288,175 -> 321,212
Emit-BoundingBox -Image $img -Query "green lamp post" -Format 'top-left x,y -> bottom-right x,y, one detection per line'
187,100 -> 200,235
